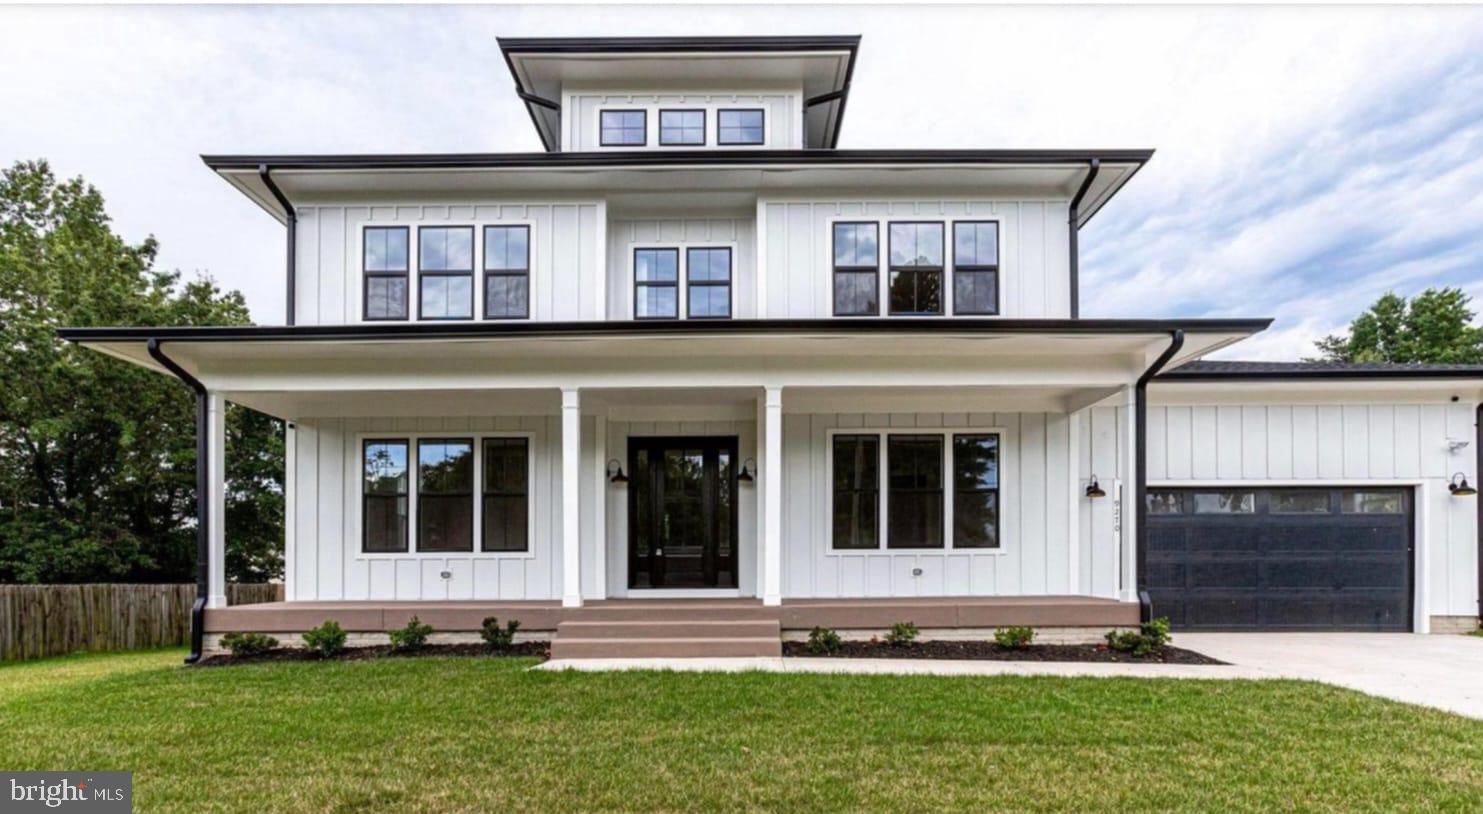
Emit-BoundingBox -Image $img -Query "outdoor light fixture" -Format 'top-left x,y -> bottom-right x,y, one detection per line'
1448,473 -> 1477,496
1085,475 -> 1106,499
738,458 -> 756,483
607,459 -> 629,485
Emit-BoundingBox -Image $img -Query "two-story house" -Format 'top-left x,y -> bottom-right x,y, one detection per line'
62,36 -> 1482,662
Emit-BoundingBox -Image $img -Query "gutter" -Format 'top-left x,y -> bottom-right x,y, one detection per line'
1067,159 -> 1100,319
1133,330 -> 1185,618
257,166 -> 297,326
146,339 -> 209,665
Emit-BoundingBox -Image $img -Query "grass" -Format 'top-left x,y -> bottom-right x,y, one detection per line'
2,649 -> 1482,812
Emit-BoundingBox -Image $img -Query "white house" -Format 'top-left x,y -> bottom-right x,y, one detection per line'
61,36 -> 1482,661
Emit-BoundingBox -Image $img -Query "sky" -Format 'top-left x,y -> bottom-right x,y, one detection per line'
2,4 -> 1482,359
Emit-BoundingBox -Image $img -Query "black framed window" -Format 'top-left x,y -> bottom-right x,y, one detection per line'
418,226 -> 473,320
686,247 -> 732,319
482,438 -> 529,552
718,109 -> 764,145
659,110 -> 705,145
833,222 -> 879,316
634,248 -> 679,319
953,221 -> 999,315
417,439 -> 474,552
484,225 -> 530,320
600,110 -> 646,146
362,440 -> 409,553
888,222 -> 944,315
952,434 -> 1000,548
832,435 -> 880,550
363,227 -> 409,321
887,435 -> 944,548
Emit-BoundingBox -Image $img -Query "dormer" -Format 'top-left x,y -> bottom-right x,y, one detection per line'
498,35 -> 859,151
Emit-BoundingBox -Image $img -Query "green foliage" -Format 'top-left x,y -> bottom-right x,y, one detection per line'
805,626 -> 841,655
479,617 -> 520,651
302,620 -> 348,658
1313,288 -> 1483,364
885,621 -> 919,646
219,631 -> 278,657
0,159 -> 284,584
993,626 -> 1036,649
1106,617 -> 1172,657
388,616 -> 433,651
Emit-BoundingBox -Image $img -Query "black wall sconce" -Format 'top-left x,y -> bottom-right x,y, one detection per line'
738,458 -> 757,484
1448,472 -> 1477,496
1085,475 -> 1107,499
607,458 -> 629,485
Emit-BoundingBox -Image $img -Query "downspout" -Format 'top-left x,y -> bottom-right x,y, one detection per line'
148,338 -> 209,664
258,165 -> 296,326
1067,159 -> 1101,320
1134,329 -> 1184,622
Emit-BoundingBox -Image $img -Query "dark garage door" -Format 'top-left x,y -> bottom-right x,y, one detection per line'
1144,487 -> 1413,631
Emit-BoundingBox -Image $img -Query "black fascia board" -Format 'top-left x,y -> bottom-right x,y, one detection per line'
1159,368 -> 1483,381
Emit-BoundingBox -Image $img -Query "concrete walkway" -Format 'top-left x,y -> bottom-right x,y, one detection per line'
538,633 -> 1483,719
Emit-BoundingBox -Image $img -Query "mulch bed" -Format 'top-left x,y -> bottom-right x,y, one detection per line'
199,641 -> 550,667
782,640 -> 1224,665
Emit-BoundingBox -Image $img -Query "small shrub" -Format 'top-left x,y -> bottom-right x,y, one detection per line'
480,616 -> 521,651
1105,616 -> 1172,657
993,626 -> 1035,649
885,621 -> 919,646
806,626 -> 842,655
388,616 -> 433,652
220,631 -> 277,657
302,620 -> 348,658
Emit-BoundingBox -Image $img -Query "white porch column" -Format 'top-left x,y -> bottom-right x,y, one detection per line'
206,392 -> 228,610
762,386 -> 784,606
1121,385 -> 1139,602
561,387 -> 583,608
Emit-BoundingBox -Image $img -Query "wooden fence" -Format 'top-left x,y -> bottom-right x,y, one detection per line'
0,583 -> 282,662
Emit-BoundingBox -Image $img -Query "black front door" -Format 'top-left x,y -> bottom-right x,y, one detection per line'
628,436 -> 739,589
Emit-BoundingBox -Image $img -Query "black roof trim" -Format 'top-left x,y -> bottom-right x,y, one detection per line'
59,317 -> 1271,345
1161,360 -> 1483,381
496,35 -> 862,54
202,148 -> 1155,172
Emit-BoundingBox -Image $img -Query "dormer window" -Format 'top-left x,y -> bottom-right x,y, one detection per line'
659,110 -> 706,146
600,110 -> 647,146
718,109 -> 765,145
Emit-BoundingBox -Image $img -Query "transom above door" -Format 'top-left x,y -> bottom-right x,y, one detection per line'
628,436 -> 739,590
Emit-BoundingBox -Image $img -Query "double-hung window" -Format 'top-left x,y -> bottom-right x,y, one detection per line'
952,434 -> 1000,548
363,227 -> 409,320
659,110 -> 705,145
418,226 -> 474,320
362,440 -> 409,552
953,221 -> 999,315
482,438 -> 529,552
686,247 -> 732,319
634,248 -> 679,319
484,225 -> 530,319
832,222 -> 879,316
416,439 -> 474,552
887,435 -> 944,548
717,109 -> 764,145
888,222 -> 944,315
831,435 -> 880,550
600,110 -> 646,146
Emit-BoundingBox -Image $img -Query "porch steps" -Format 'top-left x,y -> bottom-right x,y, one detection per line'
551,602 -> 782,659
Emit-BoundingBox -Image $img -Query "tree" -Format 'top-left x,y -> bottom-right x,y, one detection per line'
1313,288 -> 1483,364
0,159 -> 283,583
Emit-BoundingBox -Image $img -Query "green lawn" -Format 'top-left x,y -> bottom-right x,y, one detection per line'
3,649 -> 1482,812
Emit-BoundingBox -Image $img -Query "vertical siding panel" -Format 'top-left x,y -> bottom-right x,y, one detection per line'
782,415 -> 813,597
1419,406 -> 1448,478
294,209 -> 318,325
1393,405 -> 1422,479
1292,405 -> 1320,478
343,419 -> 368,600
1146,407 -> 1168,481
1216,406 -> 1242,479
1316,406 -> 1344,478
1020,202 -> 1046,316
1077,412 -> 1093,594
318,208 -> 346,324
1045,414 -> 1071,593
1342,405 -> 1370,478
1088,407 -> 1118,597
294,423 -> 319,600
996,414 -> 1022,596
1445,404 -> 1476,614
317,420 -> 345,600
786,203 -> 813,317
552,205 -> 580,321
1267,406 -> 1293,479
395,560 -> 419,599
1019,413 -> 1047,594
1241,406 -> 1267,478
1191,407 -> 1218,479
1369,405 -> 1396,478
1165,406 -> 1192,479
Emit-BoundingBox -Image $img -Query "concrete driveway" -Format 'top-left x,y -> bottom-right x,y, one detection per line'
1177,633 -> 1483,719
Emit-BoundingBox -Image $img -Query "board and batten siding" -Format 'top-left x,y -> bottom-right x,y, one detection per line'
758,199 -> 1071,319
564,88 -> 801,151
1144,400 -> 1480,617
606,218 -> 757,320
292,202 -> 605,325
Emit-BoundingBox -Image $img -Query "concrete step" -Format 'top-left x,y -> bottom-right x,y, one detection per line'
557,619 -> 780,640
550,636 -> 782,659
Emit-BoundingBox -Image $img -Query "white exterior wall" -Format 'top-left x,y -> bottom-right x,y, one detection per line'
564,85 -> 803,151
292,202 -> 605,326
758,198 -> 1071,319
606,218 -> 757,320
1077,404 -> 1131,600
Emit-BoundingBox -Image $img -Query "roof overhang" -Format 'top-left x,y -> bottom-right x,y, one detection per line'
497,35 -> 860,151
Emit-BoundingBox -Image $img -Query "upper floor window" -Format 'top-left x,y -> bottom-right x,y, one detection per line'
687,247 -> 732,319
953,221 -> 999,315
718,109 -> 764,145
418,226 -> 473,320
363,227 -> 409,321
888,222 -> 944,315
832,222 -> 879,317
484,225 -> 530,320
634,248 -> 679,319
600,110 -> 647,146
659,110 -> 705,146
